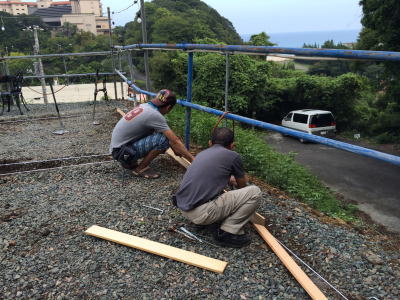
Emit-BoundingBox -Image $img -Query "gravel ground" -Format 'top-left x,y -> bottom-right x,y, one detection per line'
1,101 -> 399,299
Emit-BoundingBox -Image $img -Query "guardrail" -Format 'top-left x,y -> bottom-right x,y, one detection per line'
115,69 -> 400,167
1,51 -> 112,60
115,43 -> 400,62
23,72 -> 121,79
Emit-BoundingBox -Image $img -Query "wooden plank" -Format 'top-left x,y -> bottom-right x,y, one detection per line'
252,222 -> 327,300
116,107 -> 125,117
85,225 -> 228,274
252,212 -> 266,226
166,148 -> 191,169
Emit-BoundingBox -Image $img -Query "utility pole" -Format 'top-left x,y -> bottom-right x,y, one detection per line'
140,0 -> 151,91
107,7 -> 118,100
31,26 -> 48,104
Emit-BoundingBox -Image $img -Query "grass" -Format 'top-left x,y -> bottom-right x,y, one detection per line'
167,105 -> 358,222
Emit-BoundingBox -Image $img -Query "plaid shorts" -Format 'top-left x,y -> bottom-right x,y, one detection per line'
131,132 -> 169,159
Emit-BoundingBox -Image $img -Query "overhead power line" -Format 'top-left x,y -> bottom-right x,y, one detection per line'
113,1 -> 138,15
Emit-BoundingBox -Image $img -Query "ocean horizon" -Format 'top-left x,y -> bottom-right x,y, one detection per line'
241,29 -> 360,48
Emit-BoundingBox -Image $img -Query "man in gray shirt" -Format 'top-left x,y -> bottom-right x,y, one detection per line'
110,89 -> 194,178
175,127 -> 262,248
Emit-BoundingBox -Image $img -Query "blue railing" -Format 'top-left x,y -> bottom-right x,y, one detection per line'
115,43 -> 400,61
114,43 -> 400,167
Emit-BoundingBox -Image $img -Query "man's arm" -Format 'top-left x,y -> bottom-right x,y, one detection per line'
163,129 -> 195,163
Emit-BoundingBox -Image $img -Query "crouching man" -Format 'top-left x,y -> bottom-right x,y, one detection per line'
175,127 -> 262,248
110,89 -> 194,179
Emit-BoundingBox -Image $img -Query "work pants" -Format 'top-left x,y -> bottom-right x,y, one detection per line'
182,185 -> 262,235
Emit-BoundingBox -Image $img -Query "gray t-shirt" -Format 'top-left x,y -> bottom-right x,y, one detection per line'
176,144 -> 245,211
109,103 -> 170,152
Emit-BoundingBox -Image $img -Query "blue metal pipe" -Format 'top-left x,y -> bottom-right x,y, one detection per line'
114,43 -> 400,62
115,69 -> 400,167
185,52 -> 194,150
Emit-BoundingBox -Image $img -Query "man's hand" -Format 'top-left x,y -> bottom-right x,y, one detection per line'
229,175 -> 237,187
235,174 -> 248,189
163,129 -> 195,162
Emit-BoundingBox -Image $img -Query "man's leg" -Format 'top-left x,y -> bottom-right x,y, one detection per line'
182,185 -> 262,234
132,133 -> 169,177
216,185 -> 262,235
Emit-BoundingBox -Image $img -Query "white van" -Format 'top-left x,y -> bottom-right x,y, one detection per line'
281,109 -> 336,142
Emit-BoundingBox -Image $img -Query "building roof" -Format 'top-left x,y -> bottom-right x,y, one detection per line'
0,1 -> 71,6
51,1 -> 71,6
0,1 -> 36,4
31,6 -> 72,18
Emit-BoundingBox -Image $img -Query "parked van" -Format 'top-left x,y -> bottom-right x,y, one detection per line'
281,109 -> 336,142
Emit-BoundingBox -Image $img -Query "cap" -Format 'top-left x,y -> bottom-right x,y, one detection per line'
151,89 -> 176,107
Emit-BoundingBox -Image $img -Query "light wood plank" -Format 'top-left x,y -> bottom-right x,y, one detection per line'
252,222 -> 327,300
166,148 -> 191,168
85,225 -> 228,274
251,212 -> 266,226
116,107 -> 125,117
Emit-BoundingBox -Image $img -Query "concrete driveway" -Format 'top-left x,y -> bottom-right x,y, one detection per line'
264,132 -> 400,232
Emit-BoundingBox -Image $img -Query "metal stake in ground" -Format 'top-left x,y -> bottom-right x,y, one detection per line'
92,70 -> 102,125
49,81 -> 68,135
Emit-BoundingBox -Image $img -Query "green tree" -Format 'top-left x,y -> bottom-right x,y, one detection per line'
305,40 -> 352,77
357,0 -> 400,142
246,32 -> 275,46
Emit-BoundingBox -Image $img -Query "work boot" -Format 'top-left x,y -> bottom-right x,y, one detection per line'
213,228 -> 251,248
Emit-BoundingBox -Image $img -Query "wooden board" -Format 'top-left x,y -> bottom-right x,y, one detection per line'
166,148 -> 191,169
252,222 -> 327,300
251,212 -> 266,226
116,107 -> 126,117
85,225 -> 228,274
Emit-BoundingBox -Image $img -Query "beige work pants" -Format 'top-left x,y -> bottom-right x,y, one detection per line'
182,185 -> 262,235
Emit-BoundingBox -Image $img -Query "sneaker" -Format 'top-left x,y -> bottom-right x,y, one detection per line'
213,228 -> 251,248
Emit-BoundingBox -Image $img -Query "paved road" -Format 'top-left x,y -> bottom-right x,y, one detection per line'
264,132 -> 400,232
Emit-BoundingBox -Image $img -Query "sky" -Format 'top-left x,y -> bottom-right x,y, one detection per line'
101,0 -> 362,34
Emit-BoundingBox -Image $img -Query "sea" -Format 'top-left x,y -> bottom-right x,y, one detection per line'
241,29 -> 360,48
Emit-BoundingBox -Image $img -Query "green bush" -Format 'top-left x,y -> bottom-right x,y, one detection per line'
167,106 -> 358,221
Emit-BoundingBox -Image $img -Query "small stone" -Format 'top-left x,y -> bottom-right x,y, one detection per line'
363,251 -> 384,265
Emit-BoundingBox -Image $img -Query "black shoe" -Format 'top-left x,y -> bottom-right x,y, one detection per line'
190,222 -> 221,232
213,229 -> 251,248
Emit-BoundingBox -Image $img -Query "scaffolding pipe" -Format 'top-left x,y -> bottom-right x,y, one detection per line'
107,7 -> 118,101
224,53 -> 229,126
185,52 -> 193,150
140,0 -> 151,90
23,72 -> 121,79
114,69 -> 400,167
1,51 -> 112,60
115,43 -> 400,62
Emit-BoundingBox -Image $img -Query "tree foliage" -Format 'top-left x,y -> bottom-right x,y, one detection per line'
166,50 -> 363,130
124,0 -> 242,45
246,32 -> 274,46
357,0 -> 400,142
